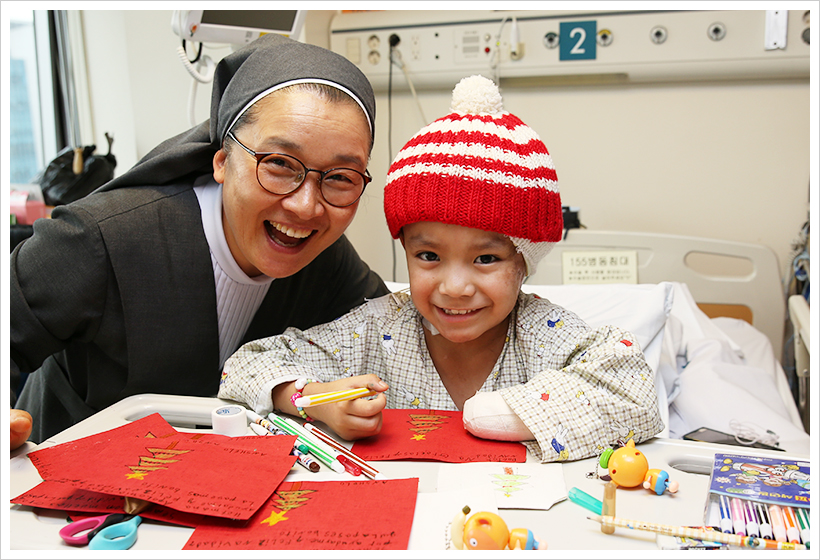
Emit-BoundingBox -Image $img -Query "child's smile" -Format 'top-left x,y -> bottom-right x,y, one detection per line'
401,221 -> 526,345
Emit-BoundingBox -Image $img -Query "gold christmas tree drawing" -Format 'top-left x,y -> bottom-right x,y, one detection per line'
261,483 -> 316,526
126,441 -> 190,480
490,466 -> 531,498
407,412 -> 448,440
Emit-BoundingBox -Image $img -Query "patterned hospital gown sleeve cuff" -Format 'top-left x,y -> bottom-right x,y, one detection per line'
500,324 -> 664,463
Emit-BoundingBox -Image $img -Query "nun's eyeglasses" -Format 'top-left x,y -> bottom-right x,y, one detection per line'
227,131 -> 371,208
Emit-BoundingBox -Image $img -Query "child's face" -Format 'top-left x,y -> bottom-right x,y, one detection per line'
401,222 -> 527,343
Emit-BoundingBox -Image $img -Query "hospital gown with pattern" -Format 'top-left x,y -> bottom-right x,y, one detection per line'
219,291 -> 665,462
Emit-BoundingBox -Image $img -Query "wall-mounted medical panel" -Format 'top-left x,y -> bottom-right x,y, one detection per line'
329,9 -> 810,90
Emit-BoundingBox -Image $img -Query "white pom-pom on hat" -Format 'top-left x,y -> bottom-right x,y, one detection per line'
450,75 -> 504,115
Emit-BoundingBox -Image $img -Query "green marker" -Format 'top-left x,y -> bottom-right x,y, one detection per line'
568,487 -> 603,515
794,508 -> 810,549
267,412 -> 345,473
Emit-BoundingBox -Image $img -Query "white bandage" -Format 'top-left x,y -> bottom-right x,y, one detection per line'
462,391 -> 534,441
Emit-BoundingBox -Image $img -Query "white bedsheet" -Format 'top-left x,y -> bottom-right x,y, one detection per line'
661,283 -> 809,456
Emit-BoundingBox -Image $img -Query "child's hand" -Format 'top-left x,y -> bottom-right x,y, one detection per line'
275,375 -> 388,441
308,375 -> 389,440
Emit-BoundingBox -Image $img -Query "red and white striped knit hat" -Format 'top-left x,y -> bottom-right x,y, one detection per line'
383,75 -> 562,275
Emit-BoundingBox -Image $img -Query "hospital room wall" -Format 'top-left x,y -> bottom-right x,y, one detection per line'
81,10 -> 811,285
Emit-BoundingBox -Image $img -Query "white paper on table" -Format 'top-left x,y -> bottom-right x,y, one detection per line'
407,486 -> 498,550
436,462 -> 566,510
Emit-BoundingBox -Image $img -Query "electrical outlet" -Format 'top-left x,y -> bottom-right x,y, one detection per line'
330,10 -> 810,91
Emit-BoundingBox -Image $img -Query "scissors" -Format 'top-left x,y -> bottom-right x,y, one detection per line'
60,513 -> 142,550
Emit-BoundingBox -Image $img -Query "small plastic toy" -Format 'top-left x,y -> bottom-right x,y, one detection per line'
449,506 -> 546,550
599,439 -> 679,495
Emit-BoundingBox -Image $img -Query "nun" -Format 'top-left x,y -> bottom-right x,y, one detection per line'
11,33 -> 388,446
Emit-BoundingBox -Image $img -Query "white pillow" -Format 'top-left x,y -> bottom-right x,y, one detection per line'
522,283 -> 673,367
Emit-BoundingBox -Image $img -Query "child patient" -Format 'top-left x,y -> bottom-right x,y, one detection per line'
219,75 -> 664,462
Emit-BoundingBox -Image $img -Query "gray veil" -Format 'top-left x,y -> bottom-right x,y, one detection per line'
100,33 -> 375,192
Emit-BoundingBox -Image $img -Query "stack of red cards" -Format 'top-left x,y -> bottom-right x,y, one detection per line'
11,413 -> 418,550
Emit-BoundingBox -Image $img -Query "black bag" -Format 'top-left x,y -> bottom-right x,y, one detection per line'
36,133 -> 116,206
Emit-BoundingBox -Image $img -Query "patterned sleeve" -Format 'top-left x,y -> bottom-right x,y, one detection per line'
217,296 -> 390,415
499,297 -> 665,463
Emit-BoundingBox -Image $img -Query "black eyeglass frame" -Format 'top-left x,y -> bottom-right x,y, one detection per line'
226,131 -> 372,208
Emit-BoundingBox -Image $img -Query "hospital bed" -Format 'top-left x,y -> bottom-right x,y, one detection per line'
385,229 -> 809,457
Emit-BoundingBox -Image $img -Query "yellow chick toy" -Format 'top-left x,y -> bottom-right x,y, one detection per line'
449,506 -> 545,550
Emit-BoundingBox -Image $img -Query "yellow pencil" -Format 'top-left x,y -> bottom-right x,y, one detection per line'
293,387 -> 376,407
587,515 -> 806,550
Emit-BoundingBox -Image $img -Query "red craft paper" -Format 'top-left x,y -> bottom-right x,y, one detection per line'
183,478 -> 419,550
27,414 -> 298,520
11,480 -> 204,528
351,409 -> 526,463
28,413 -> 179,478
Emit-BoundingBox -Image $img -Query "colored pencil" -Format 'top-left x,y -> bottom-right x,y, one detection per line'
588,515 -> 806,550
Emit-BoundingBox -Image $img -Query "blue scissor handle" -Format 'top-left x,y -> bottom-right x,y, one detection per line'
88,515 -> 142,550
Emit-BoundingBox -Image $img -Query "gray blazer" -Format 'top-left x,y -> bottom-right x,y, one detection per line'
11,183 -> 387,442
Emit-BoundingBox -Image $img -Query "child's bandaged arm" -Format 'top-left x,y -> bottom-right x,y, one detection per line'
463,325 -> 664,463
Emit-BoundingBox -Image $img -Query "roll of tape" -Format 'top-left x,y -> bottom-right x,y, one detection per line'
211,405 -> 248,437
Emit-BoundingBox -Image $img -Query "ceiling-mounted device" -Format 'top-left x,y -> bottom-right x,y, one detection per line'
172,10 -> 306,44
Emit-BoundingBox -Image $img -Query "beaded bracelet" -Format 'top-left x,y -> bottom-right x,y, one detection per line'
290,378 -> 316,422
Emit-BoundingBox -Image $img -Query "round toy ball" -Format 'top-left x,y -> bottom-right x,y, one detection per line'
450,75 -> 503,115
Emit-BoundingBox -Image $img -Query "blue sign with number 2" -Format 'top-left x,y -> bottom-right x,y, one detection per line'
560,21 -> 597,61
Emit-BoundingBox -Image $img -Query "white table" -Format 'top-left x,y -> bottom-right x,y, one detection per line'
7,394 -> 803,551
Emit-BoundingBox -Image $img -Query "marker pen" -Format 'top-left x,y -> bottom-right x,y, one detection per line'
769,505 -> 787,542
718,496 -> 734,534
291,448 -> 321,473
249,422 -> 272,436
338,455 -> 363,476
248,418 -> 310,454
730,498 -> 747,536
794,508 -> 810,548
568,487 -> 602,515
756,503 -> 773,540
744,500 -> 759,538
267,412 -> 345,473
782,506 -> 801,544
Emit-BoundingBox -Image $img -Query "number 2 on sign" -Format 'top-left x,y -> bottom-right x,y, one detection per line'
569,27 -> 586,55
559,21 -> 596,61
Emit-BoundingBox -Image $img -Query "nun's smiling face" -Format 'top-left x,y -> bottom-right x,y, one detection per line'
213,89 -> 371,278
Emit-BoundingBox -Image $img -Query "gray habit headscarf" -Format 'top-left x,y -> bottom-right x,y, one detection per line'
101,33 -> 375,191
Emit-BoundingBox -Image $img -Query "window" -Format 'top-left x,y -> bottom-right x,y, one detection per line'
8,10 -> 59,185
